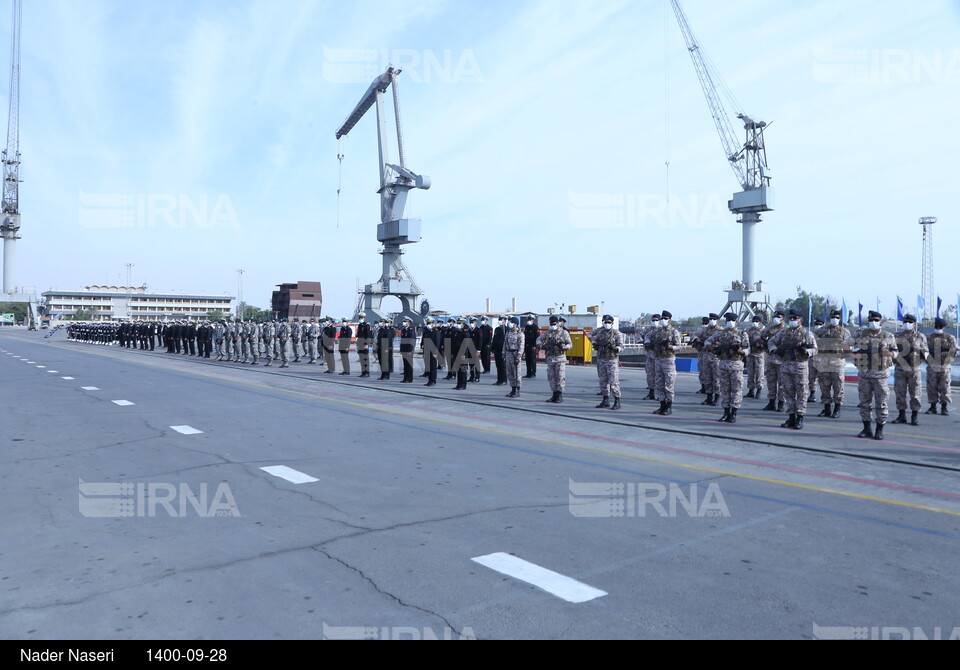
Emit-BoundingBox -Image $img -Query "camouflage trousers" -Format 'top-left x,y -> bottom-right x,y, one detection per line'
700,353 -> 720,394
927,368 -> 952,404
780,361 -> 809,415
291,339 -> 301,361
249,338 -> 260,364
817,370 -> 844,404
746,353 -> 765,392
858,372 -> 891,422
718,360 -> 745,409
655,357 -> 677,402
261,338 -> 273,362
645,352 -> 658,390
306,338 -> 318,363
505,351 -> 522,388
596,358 -> 620,398
894,367 -> 922,412
765,360 -> 784,401
547,357 -> 567,392
213,339 -> 223,359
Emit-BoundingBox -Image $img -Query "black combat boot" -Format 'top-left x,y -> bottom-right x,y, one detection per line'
831,404 -> 842,418
892,410 -> 907,424
701,393 -> 713,406
925,403 -> 938,415
554,393 -> 564,404
546,392 -> 559,403
697,385 -> 706,394
610,397 -> 621,410
653,401 -> 666,415
857,421 -> 874,438
745,389 -> 755,399
645,389 -> 655,400
507,387 -> 519,398
942,403 -> 950,416
781,414 -> 797,429
596,396 -> 610,409
910,411 -> 919,426
776,400 -> 785,412
818,404 -> 831,417
727,408 -> 738,423
873,422 -> 885,440
793,414 -> 804,430
662,401 -> 673,416
807,391 -> 816,403
718,408 -> 731,423
762,400 -> 777,411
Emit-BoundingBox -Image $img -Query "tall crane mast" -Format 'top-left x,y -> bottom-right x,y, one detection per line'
671,0 -> 774,322
1,0 -> 21,296
336,66 -> 431,326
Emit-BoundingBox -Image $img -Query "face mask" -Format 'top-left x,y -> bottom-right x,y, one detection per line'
752,322 -> 762,329
709,320 -> 717,327
773,317 -> 782,326
725,321 -> 736,329
603,323 -> 612,330
508,323 -> 515,329
653,321 -> 661,329
527,320 -> 534,325
904,323 -> 915,331
359,318 -> 365,323
868,321 -> 881,331
425,324 -> 432,330
550,325 -> 558,331
829,318 -> 840,327
934,329 -> 944,335
789,320 -> 800,328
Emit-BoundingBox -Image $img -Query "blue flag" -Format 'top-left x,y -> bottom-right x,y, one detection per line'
842,297 -> 848,324
858,301 -> 863,327
937,296 -> 942,318
897,296 -> 904,321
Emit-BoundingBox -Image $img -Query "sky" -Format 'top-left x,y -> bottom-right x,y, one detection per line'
5,0 -> 960,320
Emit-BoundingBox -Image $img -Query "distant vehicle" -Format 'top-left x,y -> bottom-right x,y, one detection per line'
40,322 -> 49,329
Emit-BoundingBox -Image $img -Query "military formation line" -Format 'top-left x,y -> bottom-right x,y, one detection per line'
64,308 -> 957,441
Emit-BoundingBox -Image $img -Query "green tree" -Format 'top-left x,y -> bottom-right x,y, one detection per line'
207,309 -> 225,321
0,301 -> 27,324
73,308 -> 92,321
774,286 -> 837,324
942,304 -> 958,327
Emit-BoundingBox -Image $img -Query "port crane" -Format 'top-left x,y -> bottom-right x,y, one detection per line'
336,66 -> 431,326
671,0 -> 774,322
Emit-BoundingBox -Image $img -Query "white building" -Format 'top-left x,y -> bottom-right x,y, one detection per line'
41,285 -> 235,322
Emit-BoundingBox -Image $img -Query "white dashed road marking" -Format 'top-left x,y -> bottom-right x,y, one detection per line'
80,386 -> 99,391
61,376 -> 75,380
471,553 -> 608,603
111,400 -> 135,406
170,425 -> 203,435
260,465 -> 319,484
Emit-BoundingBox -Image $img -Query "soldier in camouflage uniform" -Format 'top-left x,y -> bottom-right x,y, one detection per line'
813,309 -> 851,418
768,309 -> 818,430
231,319 -> 242,362
276,319 -> 290,368
503,316 -> 525,398
761,311 -> 786,411
745,315 -> 766,398
588,314 -> 624,410
305,318 -> 319,364
891,313 -> 928,426
925,317 -> 957,415
691,316 -> 709,394
536,315 -> 573,403
695,314 -> 722,406
808,318 -> 824,402
213,320 -> 225,361
261,319 -> 275,366
247,319 -> 261,365
843,310 -> 898,440
704,312 -> 750,423
641,313 -> 661,400
290,318 -> 302,362
646,310 -> 682,415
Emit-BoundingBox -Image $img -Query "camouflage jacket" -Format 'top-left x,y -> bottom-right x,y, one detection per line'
704,328 -> 750,362
588,327 -> 623,360
769,326 -> 818,362
843,329 -> 897,374
812,324 -> 851,370
536,328 -> 573,362
893,329 -> 928,371
746,325 -> 766,355
644,325 -> 681,359
926,332 -> 958,370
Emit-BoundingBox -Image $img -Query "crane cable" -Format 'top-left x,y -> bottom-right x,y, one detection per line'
336,137 -> 344,229
664,0 -> 670,204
